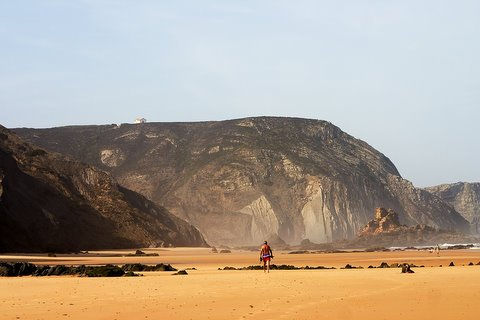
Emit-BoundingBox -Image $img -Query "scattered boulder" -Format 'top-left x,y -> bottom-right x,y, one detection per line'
446,244 -> 474,250
342,264 -> 362,269
304,266 -> 335,270
378,262 -> 390,268
468,262 -> 474,266
401,264 -> 414,273
0,263 -> 13,276
222,266 -> 237,270
122,263 -> 176,272
220,265 -> 335,271
449,262 -> 455,267
390,263 -> 400,268
84,265 -> 125,277
364,247 -> 389,252
33,265 -> 52,276
0,262 -> 37,276
0,262 -> 169,277
172,270 -> 188,275
47,265 -> 70,276
219,249 -> 231,254
124,251 -> 159,257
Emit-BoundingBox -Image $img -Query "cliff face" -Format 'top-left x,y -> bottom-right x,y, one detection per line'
0,126 -> 206,253
14,117 -> 469,246
426,182 -> 480,234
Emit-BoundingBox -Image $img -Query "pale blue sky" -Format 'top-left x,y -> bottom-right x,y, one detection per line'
1,1 -> 479,186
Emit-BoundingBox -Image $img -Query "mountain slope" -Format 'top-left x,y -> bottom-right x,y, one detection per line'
426,182 -> 480,234
14,117 -> 469,246
0,125 -> 206,252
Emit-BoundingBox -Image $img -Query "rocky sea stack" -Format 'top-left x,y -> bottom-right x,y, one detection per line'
352,208 -> 477,247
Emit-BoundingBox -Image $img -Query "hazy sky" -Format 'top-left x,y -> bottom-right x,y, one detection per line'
1,1 -> 479,186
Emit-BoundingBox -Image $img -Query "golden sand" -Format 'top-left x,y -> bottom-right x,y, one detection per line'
1,248 -> 480,320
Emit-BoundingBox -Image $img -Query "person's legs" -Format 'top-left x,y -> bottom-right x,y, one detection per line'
263,259 -> 267,273
267,259 -> 270,273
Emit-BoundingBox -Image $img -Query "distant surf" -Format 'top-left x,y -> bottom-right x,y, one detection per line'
388,243 -> 480,250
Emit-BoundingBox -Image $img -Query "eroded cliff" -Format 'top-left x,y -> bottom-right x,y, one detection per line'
426,182 -> 480,234
14,117 -> 469,245
0,126 -> 206,252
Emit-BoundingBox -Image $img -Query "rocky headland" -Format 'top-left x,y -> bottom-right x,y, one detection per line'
14,117 -> 470,246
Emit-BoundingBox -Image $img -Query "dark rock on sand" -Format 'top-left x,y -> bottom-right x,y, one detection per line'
219,250 -> 231,254
47,265 -> 70,276
449,262 -> 455,267
0,262 -> 150,277
401,264 -> 414,273
378,262 -> 390,268
0,262 -> 37,276
221,264 -> 334,271
288,250 -> 309,254
468,262 -> 474,266
122,263 -> 177,272
342,264 -> 362,269
84,265 -> 125,277
172,270 -> 188,275
222,266 -> 237,270
364,246 -> 389,252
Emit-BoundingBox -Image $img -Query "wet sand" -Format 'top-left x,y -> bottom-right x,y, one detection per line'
1,248 -> 480,320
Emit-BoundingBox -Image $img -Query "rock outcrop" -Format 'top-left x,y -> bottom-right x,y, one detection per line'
14,117 -> 470,246
358,208 -> 402,236
354,208 -> 477,247
426,182 -> 480,234
0,125 -> 207,252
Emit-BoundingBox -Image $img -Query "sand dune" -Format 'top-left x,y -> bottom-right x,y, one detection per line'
1,248 -> 480,320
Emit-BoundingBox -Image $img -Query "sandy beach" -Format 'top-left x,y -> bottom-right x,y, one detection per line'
1,248 -> 480,320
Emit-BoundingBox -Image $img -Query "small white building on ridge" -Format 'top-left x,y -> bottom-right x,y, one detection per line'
134,117 -> 147,124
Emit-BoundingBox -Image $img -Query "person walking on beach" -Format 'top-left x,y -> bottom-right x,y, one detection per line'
260,241 -> 273,273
